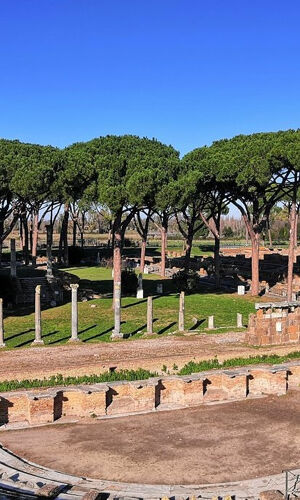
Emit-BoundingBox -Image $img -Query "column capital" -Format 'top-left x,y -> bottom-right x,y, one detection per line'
35,285 -> 41,294
70,283 -> 79,290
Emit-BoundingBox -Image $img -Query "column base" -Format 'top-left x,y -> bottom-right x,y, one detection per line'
32,339 -> 44,346
0,343 -> 6,348
111,331 -> 124,340
68,337 -> 82,343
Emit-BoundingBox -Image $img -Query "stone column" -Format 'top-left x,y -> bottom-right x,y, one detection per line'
33,285 -> 44,345
10,239 -> 16,278
136,273 -> 144,299
146,296 -> 153,334
178,291 -> 185,332
69,284 -> 81,342
208,315 -> 215,330
0,298 -> 5,347
111,281 -> 123,339
46,225 -> 53,280
237,313 -> 243,328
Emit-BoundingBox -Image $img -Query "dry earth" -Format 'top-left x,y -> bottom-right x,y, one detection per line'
1,332 -> 300,381
1,391 -> 300,484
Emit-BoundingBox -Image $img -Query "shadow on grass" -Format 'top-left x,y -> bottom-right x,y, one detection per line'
14,336 -> 35,348
5,328 -> 34,341
189,318 -> 205,330
122,295 -> 161,309
157,321 -> 177,335
78,324 -> 97,335
81,323 -> 126,342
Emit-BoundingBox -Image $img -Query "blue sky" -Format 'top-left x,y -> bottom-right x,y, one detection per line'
0,0 -> 300,155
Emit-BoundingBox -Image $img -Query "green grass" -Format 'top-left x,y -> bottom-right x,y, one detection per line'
178,351 -> 300,375
1,351 -> 300,392
2,266 -> 256,348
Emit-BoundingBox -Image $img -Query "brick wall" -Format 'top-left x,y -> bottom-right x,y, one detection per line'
0,361 -> 299,427
246,305 -> 300,346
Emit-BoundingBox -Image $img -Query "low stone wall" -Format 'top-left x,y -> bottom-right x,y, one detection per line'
246,302 -> 300,346
0,362 -> 299,426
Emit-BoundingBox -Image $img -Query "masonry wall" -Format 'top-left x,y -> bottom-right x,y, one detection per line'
0,362 -> 299,427
246,307 -> 300,346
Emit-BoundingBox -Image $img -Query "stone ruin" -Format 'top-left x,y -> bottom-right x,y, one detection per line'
246,301 -> 300,346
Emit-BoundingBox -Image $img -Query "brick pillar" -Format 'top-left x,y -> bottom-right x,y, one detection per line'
0,298 -> 5,347
33,285 -> 44,345
69,283 -> 81,342
178,291 -> 185,332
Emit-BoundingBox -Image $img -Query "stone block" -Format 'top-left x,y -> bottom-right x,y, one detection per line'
0,394 -> 29,424
248,369 -> 287,396
222,372 -> 247,399
106,380 -> 156,415
159,378 -> 185,406
287,364 -> 300,387
203,374 -> 227,402
62,386 -> 107,417
28,394 -> 55,425
181,377 -> 204,405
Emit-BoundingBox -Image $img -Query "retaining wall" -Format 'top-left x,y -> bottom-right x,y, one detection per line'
1,361 -> 300,426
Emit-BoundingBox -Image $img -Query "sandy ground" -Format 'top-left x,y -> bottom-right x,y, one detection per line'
1,391 -> 300,484
1,333 -> 300,381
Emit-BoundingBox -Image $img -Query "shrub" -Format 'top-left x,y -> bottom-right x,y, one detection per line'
172,269 -> 201,292
121,269 -> 138,294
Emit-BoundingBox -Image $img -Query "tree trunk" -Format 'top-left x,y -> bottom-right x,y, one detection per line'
287,201 -> 297,302
72,220 -> 77,247
213,211 -> 221,290
81,213 -> 85,248
140,238 -> 146,273
21,210 -> 29,265
160,226 -> 167,278
184,234 -> 193,272
214,235 -> 220,289
58,203 -> 69,265
112,223 -> 123,338
268,227 -> 273,248
294,212 -> 298,249
251,233 -> 260,296
31,209 -> 39,267
0,220 -> 4,264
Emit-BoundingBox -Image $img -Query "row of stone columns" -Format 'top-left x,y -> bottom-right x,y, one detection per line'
0,287 -> 245,347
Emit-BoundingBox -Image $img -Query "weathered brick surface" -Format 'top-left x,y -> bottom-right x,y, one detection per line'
0,362 -> 297,427
106,381 -> 156,415
246,305 -> 300,346
28,394 -> 55,424
248,369 -> 287,396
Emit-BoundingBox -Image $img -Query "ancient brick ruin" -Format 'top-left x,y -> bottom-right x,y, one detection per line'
246,302 -> 300,346
1,361 -> 299,427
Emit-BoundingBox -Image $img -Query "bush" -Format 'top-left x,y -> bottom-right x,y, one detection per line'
172,269 -> 201,292
121,269 -> 138,294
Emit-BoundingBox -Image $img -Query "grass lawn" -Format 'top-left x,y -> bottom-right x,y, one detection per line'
2,266 -> 256,349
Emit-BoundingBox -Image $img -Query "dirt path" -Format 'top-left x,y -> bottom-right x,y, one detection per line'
2,391 -> 300,484
0,332 -> 299,381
